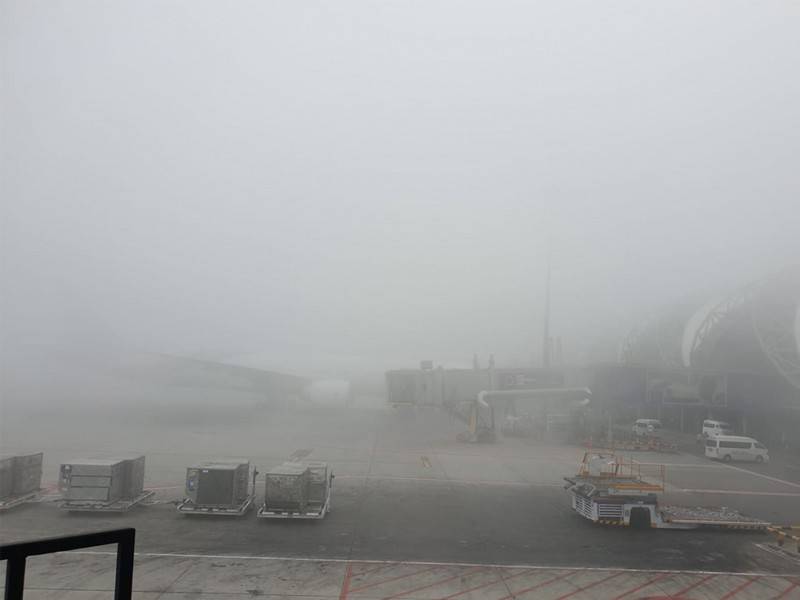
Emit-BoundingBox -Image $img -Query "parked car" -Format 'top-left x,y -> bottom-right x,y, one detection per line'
704,435 -> 769,463
632,419 -> 662,437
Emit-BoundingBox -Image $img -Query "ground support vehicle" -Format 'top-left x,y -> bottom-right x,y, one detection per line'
564,452 -> 769,530
177,459 -> 255,516
702,420 -> 734,438
767,525 -> 800,553
258,461 -> 332,520
58,455 -> 153,512
632,419 -> 662,437
704,435 -> 770,463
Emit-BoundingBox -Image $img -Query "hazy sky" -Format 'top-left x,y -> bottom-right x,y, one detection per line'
2,1 -> 799,374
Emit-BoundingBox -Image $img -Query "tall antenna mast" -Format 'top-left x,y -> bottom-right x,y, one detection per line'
542,248 -> 552,368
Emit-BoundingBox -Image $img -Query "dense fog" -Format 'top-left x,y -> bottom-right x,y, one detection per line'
2,1 -> 799,405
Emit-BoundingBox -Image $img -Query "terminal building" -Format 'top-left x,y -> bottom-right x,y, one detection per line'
385,267 -> 800,449
619,266 -> 800,447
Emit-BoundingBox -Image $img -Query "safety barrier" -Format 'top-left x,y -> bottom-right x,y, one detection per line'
767,525 -> 800,553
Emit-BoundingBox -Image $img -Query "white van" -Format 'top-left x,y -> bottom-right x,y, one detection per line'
632,419 -> 662,437
702,420 -> 733,438
704,436 -> 769,463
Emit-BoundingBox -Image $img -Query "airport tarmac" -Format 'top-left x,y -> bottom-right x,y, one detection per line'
2,402 -> 799,596
2,552 -> 800,599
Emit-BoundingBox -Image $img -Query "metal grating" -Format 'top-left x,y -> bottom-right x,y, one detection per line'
597,503 -> 624,519
573,494 -> 594,519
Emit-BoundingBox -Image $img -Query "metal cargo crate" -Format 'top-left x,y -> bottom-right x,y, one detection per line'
59,455 -> 149,511
264,462 -> 309,510
306,462 -> 329,504
0,453 -> 44,510
12,453 -> 43,469
0,457 -> 14,499
66,459 -> 125,478
190,460 -> 249,505
178,459 -> 252,516
12,452 -> 43,496
122,455 -> 145,498
60,459 -> 126,502
258,461 -> 332,520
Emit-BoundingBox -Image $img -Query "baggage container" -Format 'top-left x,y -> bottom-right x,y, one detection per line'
177,459 -> 253,516
0,457 -> 14,499
264,462 -> 309,510
12,452 -> 43,469
258,461 -> 333,520
122,455 -> 145,497
59,455 -> 151,511
61,458 -> 126,502
12,452 -> 43,496
306,461 -> 329,505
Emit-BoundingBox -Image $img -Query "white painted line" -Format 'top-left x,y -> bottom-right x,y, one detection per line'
64,550 -> 800,578
679,489 -> 800,497
754,543 -> 800,565
638,462 -> 728,469
721,463 -> 800,490
641,459 -> 800,489
336,474 -> 562,487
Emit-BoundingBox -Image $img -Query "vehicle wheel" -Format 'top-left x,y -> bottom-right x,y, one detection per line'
755,455 -> 764,463
629,507 -> 652,529
723,454 -> 732,462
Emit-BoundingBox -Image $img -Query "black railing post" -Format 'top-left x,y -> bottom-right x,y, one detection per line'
114,528 -> 135,600
0,528 -> 136,600
4,556 -> 26,600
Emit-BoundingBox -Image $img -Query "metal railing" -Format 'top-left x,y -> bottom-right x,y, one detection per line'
0,528 -> 135,600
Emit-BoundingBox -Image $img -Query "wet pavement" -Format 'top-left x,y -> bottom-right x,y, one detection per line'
2,551 -> 799,599
2,404 -> 800,595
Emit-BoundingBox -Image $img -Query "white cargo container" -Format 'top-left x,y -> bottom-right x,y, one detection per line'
0,452 -> 44,510
59,455 -> 152,512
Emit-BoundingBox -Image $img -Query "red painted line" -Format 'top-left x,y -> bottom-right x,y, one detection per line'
773,579 -> 800,599
347,566 -> 439,593
380,567 -> 484,600
339,563 -> 353,600
437,568 -> 534,600
719,576 -> 758,599
493,570 -> 575,600
553,571 -> 627,600
612,572 -> 669,600
673,573 -> 717,596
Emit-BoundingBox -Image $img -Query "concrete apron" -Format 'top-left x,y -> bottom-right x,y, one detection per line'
2,552 -> 799,599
